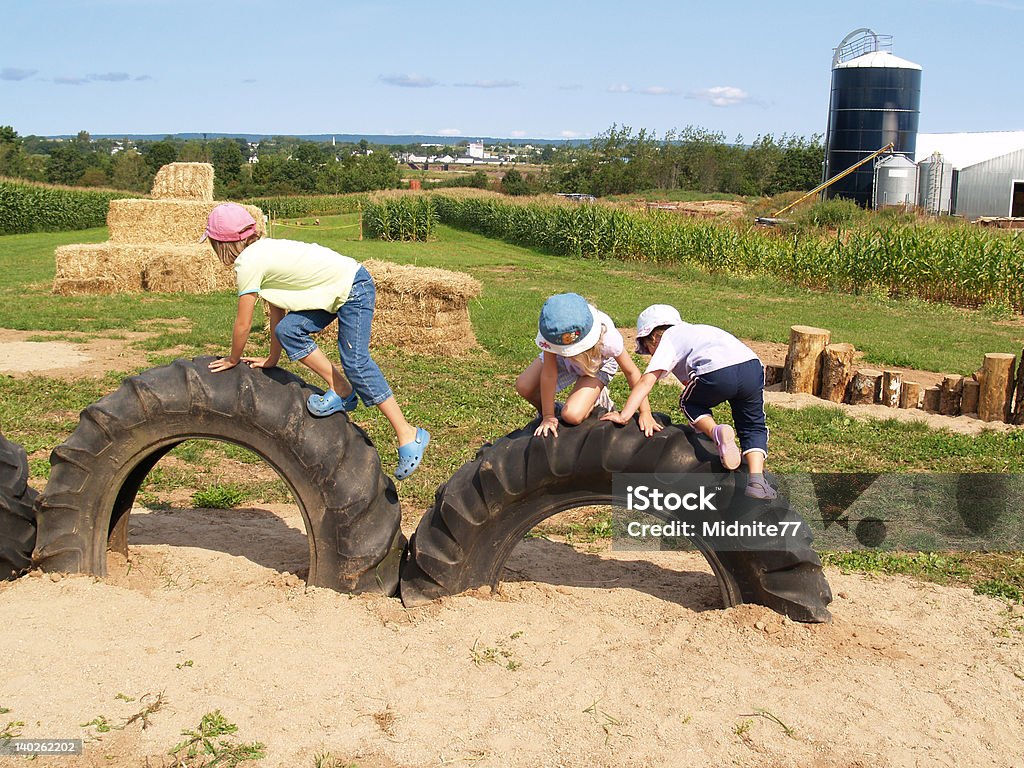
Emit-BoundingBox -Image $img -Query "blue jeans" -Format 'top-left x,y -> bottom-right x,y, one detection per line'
274,266 -> 394,407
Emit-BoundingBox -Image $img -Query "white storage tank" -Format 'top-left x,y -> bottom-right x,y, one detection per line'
873,154 -> 919,208
917,152 -> 954,215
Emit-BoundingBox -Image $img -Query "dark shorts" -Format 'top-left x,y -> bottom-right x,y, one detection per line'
679,358 -> 769,456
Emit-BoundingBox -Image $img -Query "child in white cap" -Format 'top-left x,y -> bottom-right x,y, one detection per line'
202,203 -> 429,480
602,305 -> 775,499
516,293 -> 659,438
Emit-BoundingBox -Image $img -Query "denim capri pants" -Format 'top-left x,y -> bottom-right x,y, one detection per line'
273,265 -> 393,407
679,358 -> 769,456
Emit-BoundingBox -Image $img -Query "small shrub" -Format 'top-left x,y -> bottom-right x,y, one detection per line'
191,484 -> 246,509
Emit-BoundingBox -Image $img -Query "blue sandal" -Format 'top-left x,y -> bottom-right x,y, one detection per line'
395,428 -> 430,480
307,389 -> 358,417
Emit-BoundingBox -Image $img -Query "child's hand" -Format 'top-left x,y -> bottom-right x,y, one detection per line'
242,356 -> 278,370
208,357 -> 239,372
534,416 -> 560,437
637,412 -> 663,437
600,411 -> 629,426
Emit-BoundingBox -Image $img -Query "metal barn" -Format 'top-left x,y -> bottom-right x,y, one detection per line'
914,132 -> 1024,219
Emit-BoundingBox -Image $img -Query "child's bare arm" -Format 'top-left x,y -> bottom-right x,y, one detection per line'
535,352 -> 561,437
244,303 -> 284,369
602,371 -> 661,425
209,293 -> 258,372
614,352 -> 663,435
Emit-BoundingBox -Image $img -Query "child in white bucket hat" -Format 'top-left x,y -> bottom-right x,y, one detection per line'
602,304 -> 775,500
515,293 -> 659,438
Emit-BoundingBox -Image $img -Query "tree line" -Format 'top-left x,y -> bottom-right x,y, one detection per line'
0,124 -> 825,200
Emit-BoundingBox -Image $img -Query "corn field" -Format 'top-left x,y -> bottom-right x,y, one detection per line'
362,195 -> 438,242
431,193 -> 1024,311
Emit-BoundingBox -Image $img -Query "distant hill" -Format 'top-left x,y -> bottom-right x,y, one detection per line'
45,132 -> 590,146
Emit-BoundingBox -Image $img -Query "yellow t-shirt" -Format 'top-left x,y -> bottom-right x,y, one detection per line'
234,238 -> 360,313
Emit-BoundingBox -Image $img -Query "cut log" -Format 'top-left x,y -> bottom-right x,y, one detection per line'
881,370 -> 903,408
820,343 -> 857,403
848,368 -> 883,405
960,379 -> 980,415
763,363 -> 785,388
1013,347 -> 1024,425
978,352 -> 1017,422
939,375 -> 964,416
922,386 -> 941,413
899,381 -> 923,409
783,325 -> 832,396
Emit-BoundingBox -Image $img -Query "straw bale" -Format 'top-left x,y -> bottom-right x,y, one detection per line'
52,243 -> 232,296
362,259 -> 481,303
108,200 -> 264,245
150,162 -> 215,201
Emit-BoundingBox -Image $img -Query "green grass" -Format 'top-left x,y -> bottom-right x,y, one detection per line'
1,221 -> 1023,597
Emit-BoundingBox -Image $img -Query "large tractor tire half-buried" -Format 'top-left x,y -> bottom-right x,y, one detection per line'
0,431 -> 38,580
32,358 -> 404,595
401,414 -> 833,622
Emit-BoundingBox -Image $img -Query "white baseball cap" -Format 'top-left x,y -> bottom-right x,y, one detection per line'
635,304 -> 682,352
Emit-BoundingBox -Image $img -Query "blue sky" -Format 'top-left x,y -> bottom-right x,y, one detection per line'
2,0 -> 1021,141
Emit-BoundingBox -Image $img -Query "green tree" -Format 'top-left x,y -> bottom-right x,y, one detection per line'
46,144 -> 87,185
210,138 -> 244,187
111,149 -> 151,191
144,138 -> 179,173
0,125 -> 26,177
500,168 -> 531,196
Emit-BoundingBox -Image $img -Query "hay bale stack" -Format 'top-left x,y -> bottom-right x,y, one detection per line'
309,259 -> 482,356
53,243 -> 232,296
53,162 -> 262,297
150,162 -> 215,201
108,200 -> 263,245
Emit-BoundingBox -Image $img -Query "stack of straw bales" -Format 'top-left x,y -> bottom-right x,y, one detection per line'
278,259 -> 482,357
52,163 -> 263,296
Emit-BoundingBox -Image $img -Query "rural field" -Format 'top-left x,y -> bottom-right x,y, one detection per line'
1,210 -> 1023,767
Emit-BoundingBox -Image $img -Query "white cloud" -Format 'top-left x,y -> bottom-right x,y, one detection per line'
687,85 -> 753,107
88,72 -> 130,82
560,130 -> 583,138
438,128 -> 462,136
453,79 -> 519,89
1,67 -> 37,81
379,74 -> 439,88
608,83 -> 631,93
54,75 -> 90,85
639,86 -> 675,96
510,130 -> 527,138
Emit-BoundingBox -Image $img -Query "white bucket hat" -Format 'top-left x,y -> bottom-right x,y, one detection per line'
634,304 -> 682,352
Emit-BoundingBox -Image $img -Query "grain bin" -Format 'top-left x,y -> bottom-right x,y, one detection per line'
917,151 -> 954,215
873,154 -> 919,209
824,29 -> 922,207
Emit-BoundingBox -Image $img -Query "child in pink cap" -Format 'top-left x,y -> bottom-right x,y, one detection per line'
202,203 -> 428,480
516,292 -> 659,438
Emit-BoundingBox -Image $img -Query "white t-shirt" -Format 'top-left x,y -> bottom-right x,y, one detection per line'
558,308 -> 625,378
234,238 -> 360,313
645,323 -> 758,382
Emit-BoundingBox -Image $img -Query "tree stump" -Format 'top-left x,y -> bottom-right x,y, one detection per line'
922,386 -> 941,413
961,379 -> 980,415
881,371 -> 903,408
899,381 -> 923,409
820,343 -> 857,402
1013,347 -> 1024,425
978,352 -> 1017,422
848,368 -> 883,405
783,326 -> 832,396
939,375 -> 964,416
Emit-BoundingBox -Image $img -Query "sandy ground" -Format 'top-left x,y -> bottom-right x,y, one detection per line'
2,327 -> 1024,766
1,503 -> 1022,768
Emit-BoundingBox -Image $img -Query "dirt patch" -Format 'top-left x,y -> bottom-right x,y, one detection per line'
2,503 -> 1021,767
0,322 -> 190,379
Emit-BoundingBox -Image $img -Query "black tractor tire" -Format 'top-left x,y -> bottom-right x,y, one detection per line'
0,431 -> 38,580
401,413 -> 832,622
32,357 -> 404,595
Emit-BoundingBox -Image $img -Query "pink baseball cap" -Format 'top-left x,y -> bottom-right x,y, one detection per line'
202,203 -> 258,242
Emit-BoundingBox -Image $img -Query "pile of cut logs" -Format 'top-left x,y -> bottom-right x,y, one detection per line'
766,325 -> 1024,424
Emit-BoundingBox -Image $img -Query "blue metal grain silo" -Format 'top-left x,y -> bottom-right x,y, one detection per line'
824,29 -> 922,207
